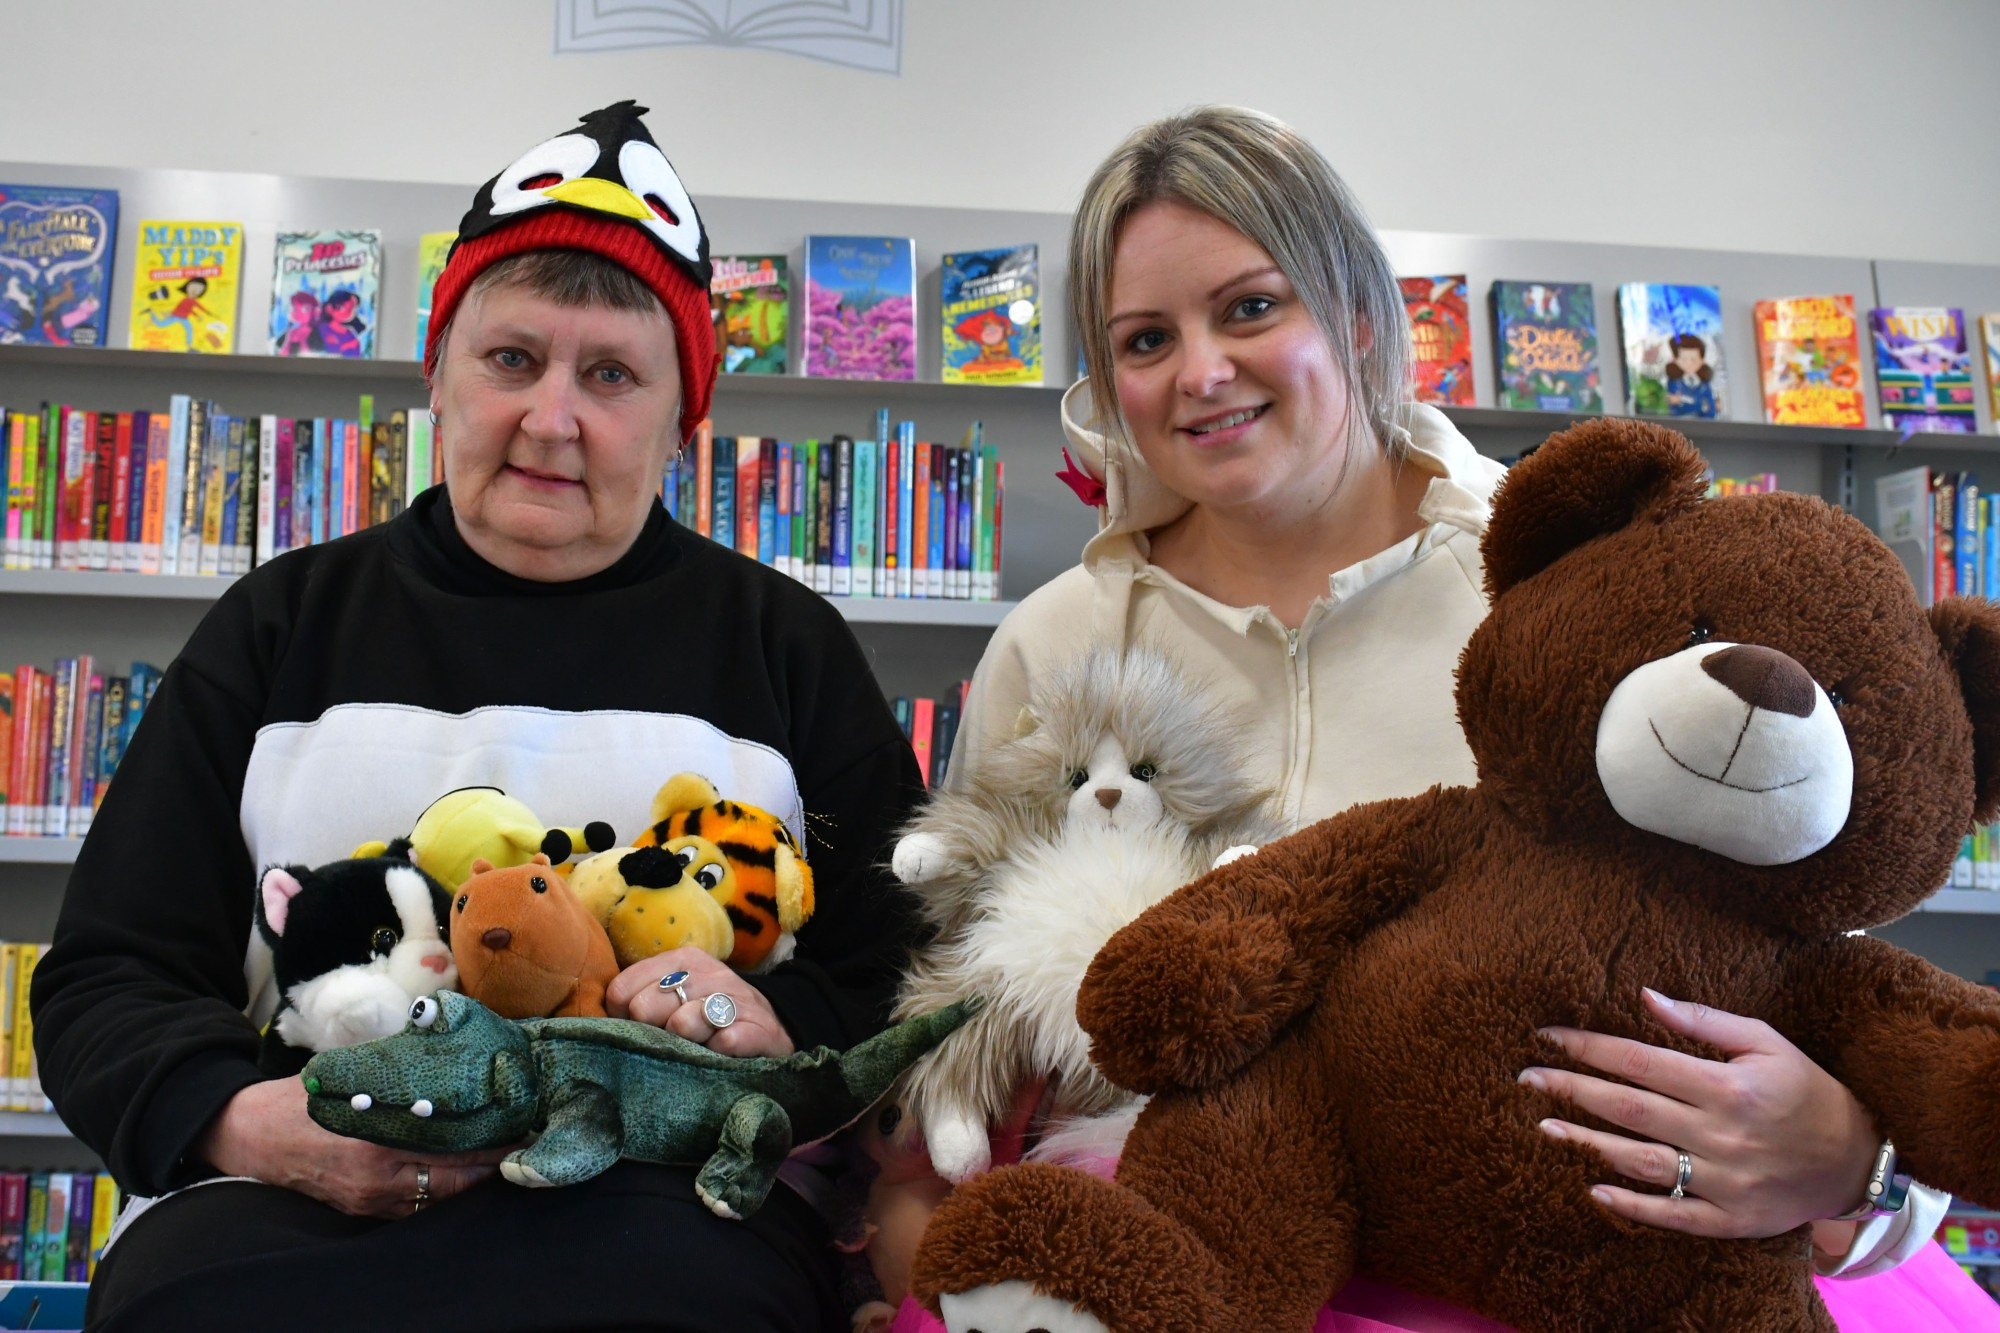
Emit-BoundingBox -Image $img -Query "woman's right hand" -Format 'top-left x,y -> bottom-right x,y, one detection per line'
196,1076 -> 513,1219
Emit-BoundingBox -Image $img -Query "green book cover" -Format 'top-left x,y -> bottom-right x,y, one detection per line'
852,439 -> 877,597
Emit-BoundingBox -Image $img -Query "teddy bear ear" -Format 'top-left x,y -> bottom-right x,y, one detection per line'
468,857 -> 495,877
1929,597 -> 2000,824
1482,418 -> 1710,600
651,773 -> 722,822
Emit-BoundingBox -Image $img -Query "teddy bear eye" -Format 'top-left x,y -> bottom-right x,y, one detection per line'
1687,620 -> 1714,646
371,927 -> 399,955
1826,685 -> 1847,708
1129,762 -> 1158,782
529,876 -> 547,894
1068,769 -> 1089,790
694,863 -> 725,891
454,893 -> 468,913
409,995 -> 441,1029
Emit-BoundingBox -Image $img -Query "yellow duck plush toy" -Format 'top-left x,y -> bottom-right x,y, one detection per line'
354,787 -> 615,892
584,773 -> 815,973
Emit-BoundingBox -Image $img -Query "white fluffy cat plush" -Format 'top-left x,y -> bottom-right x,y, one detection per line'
890,648 -> 1275,1182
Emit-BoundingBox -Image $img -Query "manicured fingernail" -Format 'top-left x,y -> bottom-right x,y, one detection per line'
1518,1069 -> 1547,1091
1591,1187 -> 1613,1206
1644,987 -> 1674,1009
1538,1118 -> 1567,1140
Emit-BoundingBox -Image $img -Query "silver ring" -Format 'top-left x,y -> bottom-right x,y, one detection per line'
1670,1150 -> 1693,1201
658,969 -> 691,1004
413,1163 -> 432,1211
702,992 -> 738,1029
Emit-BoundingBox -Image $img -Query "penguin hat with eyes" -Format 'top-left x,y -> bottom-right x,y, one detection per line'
423,100 -> 720,440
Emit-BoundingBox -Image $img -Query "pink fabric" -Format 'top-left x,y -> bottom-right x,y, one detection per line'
889,1245 -> 1999,1333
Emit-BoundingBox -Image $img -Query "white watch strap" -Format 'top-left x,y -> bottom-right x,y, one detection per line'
1818,1182 -> 1951,1279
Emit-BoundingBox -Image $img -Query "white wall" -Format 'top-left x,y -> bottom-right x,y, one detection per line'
4,0 -> 1997,265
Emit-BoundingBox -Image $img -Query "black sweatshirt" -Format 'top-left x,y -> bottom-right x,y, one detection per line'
31,487 -> 925,1197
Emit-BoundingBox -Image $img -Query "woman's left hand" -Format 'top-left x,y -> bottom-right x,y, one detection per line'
605,947 -> 795,1059
1521,987 -> 1876,1238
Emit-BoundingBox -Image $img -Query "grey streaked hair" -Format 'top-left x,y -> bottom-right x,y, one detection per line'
433,248 -> 668,363
1070,105 -> 1410,459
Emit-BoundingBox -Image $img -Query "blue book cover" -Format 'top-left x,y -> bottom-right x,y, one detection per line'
326,418 -> 344,543
1492,281 -> 1603,412
896,422 -> 916,596
1956,475 -> 1979,598
803,236 -> 915,381
0,183 -> 119,347
756,439 -> 777,567
219,417 -> 243,565
1983,495 -> 1998,602
927,444 -> 946,597
852,439 -> 877,596
831,435 -> 853,594
941,244 -> 1041,385
711,436 -> 737,551
304,420 -> 324,547
944,448 -> 961,595
957,443 -> 975,596
1618,283 -> 1727,419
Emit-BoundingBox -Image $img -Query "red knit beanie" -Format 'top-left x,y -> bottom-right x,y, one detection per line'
423,102 -> 719,444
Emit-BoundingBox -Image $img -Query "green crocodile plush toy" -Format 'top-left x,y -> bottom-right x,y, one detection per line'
301,989 -> 974,1219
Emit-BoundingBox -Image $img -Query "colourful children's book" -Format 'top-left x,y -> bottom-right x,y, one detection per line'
1981,314 -> 2000,424
0,183 -> 119,347
127,221 -> 243,353
1617,283 -> 1727,419
1752,295 -> 1868,428
710,255 -> 788,375
1399,275 -> 1474,406
413,231 -> 456,359
1869,307 -> 1976,434
804,236 -> 916,381
941,245 -> 1041,385
1491,281 -> 1602,412
269,230 -> 383,358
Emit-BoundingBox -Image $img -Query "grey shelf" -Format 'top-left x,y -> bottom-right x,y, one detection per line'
1919,889 -> 2000,915
1442,407 -> 2000,454
0,1111 -> 72,1139
0,839 -> 82,866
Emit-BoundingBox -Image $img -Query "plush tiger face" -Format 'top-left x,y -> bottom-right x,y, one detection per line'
632,774 -> 815,972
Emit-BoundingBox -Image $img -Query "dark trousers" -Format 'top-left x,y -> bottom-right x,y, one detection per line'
86,1162 -> 845,1332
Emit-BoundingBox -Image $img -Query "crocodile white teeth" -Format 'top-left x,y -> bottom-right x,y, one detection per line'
411,1099 -> 434,1118
350,1093 -> 373,1111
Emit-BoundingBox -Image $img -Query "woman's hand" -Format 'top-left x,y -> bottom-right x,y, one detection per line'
197,1077 -> 510,1219
605,946 -> 794,1058
1520,988 -> 1877,1239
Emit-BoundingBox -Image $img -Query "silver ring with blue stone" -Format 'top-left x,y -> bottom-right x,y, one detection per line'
657,969 -> 691,1004
703,991 -> 738,1029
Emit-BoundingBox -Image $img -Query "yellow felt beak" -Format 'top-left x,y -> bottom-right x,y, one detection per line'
542,177 -> 655,224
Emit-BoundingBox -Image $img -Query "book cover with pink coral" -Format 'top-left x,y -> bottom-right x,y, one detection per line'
804,235 -> 915,381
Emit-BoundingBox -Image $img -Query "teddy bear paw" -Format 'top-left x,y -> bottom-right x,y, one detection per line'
926,1110 -> 993,1182
892,831 -> 952,885
939,1281 -> 1109,1333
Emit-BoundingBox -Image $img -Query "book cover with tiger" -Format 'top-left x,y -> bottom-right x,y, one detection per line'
128,221 -> 243,354
1753,295 -> 1867,427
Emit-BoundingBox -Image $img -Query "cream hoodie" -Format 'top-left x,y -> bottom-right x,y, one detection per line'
946,380 -> 1941,1278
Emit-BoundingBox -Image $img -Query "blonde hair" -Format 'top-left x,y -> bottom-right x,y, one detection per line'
1070,105 -> 1409,458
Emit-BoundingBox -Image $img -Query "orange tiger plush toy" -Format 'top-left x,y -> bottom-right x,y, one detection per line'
628,774 -> 815,972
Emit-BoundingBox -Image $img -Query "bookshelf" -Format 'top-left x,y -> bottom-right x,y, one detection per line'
5,158 -> 2000,1156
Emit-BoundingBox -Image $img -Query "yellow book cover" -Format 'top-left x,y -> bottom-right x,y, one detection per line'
128,221 -> 243,354
0,945 -> 16,1111
88,1172 -> 118,1278
10,944 -> 35,1113
414,231 -> 455,357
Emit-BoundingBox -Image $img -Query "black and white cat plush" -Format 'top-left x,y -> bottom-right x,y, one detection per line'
254,856 -> 457,1076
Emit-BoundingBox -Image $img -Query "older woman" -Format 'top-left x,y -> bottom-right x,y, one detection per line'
896,107 -> 1988,1332
33,103 -> 921,1333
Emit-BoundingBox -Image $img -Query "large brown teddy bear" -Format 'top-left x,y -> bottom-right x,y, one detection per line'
913,418 -> 2000,1332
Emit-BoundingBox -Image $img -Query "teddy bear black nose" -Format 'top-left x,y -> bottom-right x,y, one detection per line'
1096,788 -> 1122,810
1702,644 -> 1816,718
620,846 -> 684,889
482,927 -> 512,951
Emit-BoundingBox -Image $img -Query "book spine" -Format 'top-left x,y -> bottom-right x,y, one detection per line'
785,442 -> 806,582
0,670 -> 12,816
1957,477 -> 1980,599
221,416 -> 245,575
65,1170 -> 92,1281
256,415 -> 277,566
380,417 -> 405,525
234,416 -> 257,573
11,947 -> 35,1108
33,407 -> 54,568
405,409 -> 431,507
897,426 -> 916,598
736,439 -> 759,559
197,412 -> 226,576
804,440 -> 825,592
881,431 -> 900,597
58,409 -> 84,570
0,945 -> 14,1122
88,1172 -> 117,1279
831,435 -> 853,596
44,659 -> 73,839
944,446 -> 961,599
274,418 -> 295,557
993,458 -> 1004,595
96,675 -> 126,812
1934,472 -> 1957,603
0,1170 -> 22,1280
109,412 -> 133,572
306,420 -> 326,547
712,436 -> 736,551
163,396 -> 191,575
73,670 -> 101,834
90,411 -> 114,571
343,420 -> 362,537
39,1172 -> 67,1282
21,1174 -> 44,1286
5,671 -> 28,836
141,411 -> 169,573
1986,495 -> 1999,604
852,439 -> 876,596
957,445 -> 975,598
3,412 -> 21,570
30,674 -> 53,837
127,412 -> 150,569
927,443 -> 946,598
754,438 -> 776,568
693,421 -> 713,539
774,440 -> 792,578
813,441 -> 832,594
911,442 -> 932,599
911,696 -> 935,786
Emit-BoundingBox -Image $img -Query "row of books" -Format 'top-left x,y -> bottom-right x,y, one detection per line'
0,1169 -> 118,1284
1,662 -> 161,838
668,414 -> 1004,600
0,943 -> 52,1112
0,183 -> 1044,384
893,683 -> 969,789
1405,277 -> 2000,433
1874,465 -> 1997,608
1,397 -> 434,573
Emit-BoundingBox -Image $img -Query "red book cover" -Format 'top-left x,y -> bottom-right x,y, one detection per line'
1400,275 -> 1475,406
1933,472 -> 1957,601
6,668 -> 31,835
60,409 -> 91,569
911,443 -> 932,594
30,672 -> 54,836
882,437 -> 900,590
992,459 -> 1004,595
109,411 -> 134,572
910,696 -> 935,786
342,421 -> 361,536
91,411 -> 115,570
0,1171 -> 24,1280
275,418 -> 295,556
